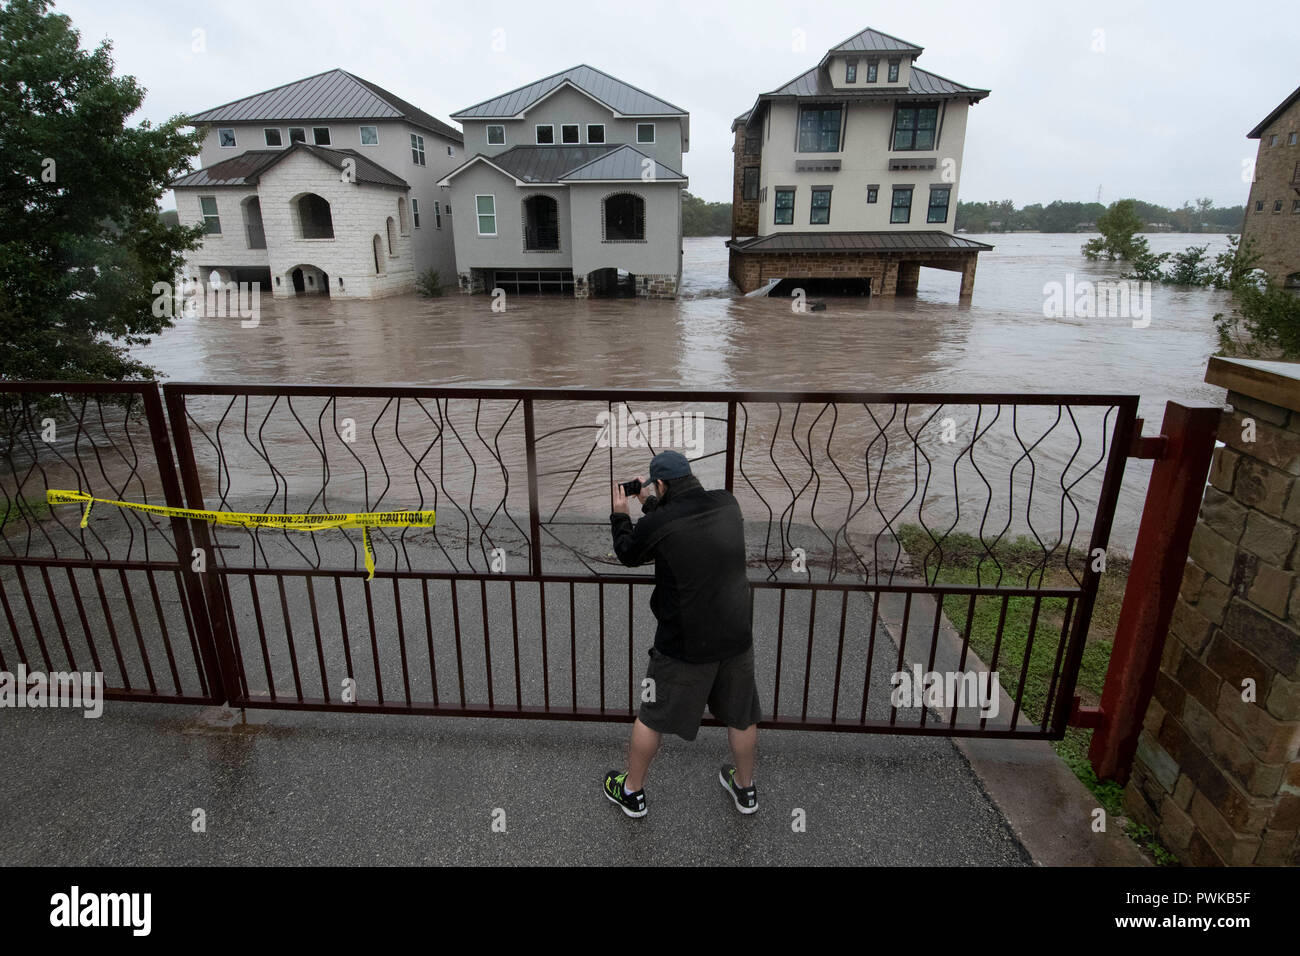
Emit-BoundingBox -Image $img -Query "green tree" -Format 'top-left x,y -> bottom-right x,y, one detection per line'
0,0 -> 203,384
1082,199 -> 1149,261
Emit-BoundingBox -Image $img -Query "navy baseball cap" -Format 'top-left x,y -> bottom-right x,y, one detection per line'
648,450 -> 692,481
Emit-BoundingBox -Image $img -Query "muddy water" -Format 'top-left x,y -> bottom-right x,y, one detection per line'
135,234 -> 1234,558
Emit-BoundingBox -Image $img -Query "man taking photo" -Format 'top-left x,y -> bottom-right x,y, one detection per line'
603,450 -> 761,818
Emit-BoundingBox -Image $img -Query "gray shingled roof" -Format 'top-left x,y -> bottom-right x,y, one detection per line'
560,145 -> 685,182
172,144 -> 409,189
441,144 -> 686,185
827,27 -> 923,55
187,69 -> 462,142
728,232 -> 993,254
767,64 -> 987,99
451,65 -> 686,118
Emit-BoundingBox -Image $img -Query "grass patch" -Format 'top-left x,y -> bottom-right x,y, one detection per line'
896,523 -> 1178,865
0,495 -> 50,530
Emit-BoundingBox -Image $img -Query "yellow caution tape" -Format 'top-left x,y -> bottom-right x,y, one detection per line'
46,489 -> 435,581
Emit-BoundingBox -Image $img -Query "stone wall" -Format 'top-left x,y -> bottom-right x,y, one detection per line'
1124,358 -> 1300,866
731,125 -> 761,238
1242,95 -> 1300,287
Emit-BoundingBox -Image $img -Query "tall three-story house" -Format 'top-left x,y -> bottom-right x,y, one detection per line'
173,70 -> 463,299
1242,85 -> 1300,288
439,65 -> 689,299
727,28 -> 991,297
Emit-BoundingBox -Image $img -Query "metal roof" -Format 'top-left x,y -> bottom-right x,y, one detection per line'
827,27 -> 923,55
766,64 -> 986,99
187,69 -> 462,142
172,144 -> 409,189
560,145 -> 685,182
727,231 -> 994,254
441,144 -> 686,185
451,65 -> 687,118
1248,84 -> 1300,139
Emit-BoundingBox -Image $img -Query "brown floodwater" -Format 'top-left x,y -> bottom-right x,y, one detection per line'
133,233 -> 1234,559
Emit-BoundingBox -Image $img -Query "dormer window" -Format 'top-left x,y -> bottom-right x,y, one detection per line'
562,124 -> 580,144
536,125 -> 555,144
845,61 -> 857,83
218,128 -> 237,147
888,60 -> 900,82
487,125 -> 505,146
866,60 -> 878,83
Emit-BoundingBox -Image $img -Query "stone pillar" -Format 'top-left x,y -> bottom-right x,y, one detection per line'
896,261 -> 921,294
878,260 -> 900,298
959,256 -> 978,297
1123,357 -> 1300,866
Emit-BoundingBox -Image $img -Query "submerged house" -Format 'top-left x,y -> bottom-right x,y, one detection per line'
727,27 -> 991,297
439,65 -> 689,298
173,69 -> 462,298
1241,85 -> 1300,288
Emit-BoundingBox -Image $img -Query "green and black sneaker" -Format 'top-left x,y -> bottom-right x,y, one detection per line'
604,770 -> 647,818
719,765 -> 758,814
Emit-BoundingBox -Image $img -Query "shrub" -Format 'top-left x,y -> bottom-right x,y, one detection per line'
416,268 -> 444,298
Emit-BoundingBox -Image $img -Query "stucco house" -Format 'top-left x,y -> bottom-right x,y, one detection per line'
1242,85 -> 1300,288
172,69 -> 463,299
727,27 -> 992,297
439,65 -> 689,299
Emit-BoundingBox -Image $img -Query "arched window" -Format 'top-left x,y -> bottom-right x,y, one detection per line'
373,235 -> 384,274
523,194 -> 559,250
241,196 -> 266,249
294,193 -> 334,239
398,197 -> 410,235
386,216 -> 397,256
603,193 -> 645,241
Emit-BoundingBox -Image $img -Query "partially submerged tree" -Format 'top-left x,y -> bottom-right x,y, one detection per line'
1082,199 -> 1149,261
0,0 -> 203,384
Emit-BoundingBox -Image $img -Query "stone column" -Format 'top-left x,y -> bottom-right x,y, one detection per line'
896,261 -> 921,294
959,256 -> 978,297
1124,357 -> 1300,866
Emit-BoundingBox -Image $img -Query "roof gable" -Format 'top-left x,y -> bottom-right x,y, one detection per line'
452,65 -> 687,119
172,143 -> 408,189
1249,85 -> 1300,139
827,26 -> 924,55
188,69 -> 462,142
559,145 -> 685,182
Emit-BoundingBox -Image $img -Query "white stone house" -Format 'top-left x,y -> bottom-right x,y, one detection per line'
173,69 -> 463,298
439,65 -> 689,299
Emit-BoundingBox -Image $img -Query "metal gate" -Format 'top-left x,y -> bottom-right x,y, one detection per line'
145,384 -> 1139,739
0,382 -> 222,706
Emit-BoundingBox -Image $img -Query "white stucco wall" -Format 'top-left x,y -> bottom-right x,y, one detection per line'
756,98 -> 969,234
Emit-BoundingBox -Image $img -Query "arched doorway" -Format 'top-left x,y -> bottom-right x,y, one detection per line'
523,195 -> 559,250
292,268 -> 305,293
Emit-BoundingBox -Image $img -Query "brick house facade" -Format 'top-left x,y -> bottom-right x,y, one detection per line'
1242,86 -> 1300,288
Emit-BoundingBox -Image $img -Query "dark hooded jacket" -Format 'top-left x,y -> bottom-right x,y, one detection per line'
610,474 -> 753,663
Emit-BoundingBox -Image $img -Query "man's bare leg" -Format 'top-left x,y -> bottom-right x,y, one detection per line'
623,718 -> 661,792
728,724 -> 757,787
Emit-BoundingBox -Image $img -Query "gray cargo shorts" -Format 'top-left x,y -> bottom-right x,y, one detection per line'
637,644 -> 763,741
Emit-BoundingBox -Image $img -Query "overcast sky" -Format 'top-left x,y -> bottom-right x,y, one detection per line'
56,0 -> 1299,208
